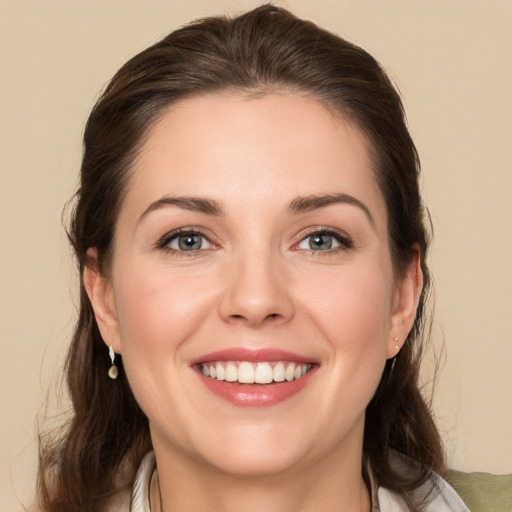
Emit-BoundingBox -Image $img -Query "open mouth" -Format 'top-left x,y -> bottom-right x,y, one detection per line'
191,349 -> 318,406
197,361 -> 313,384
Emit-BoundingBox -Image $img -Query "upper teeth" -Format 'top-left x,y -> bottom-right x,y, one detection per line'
200,361 -> 311,384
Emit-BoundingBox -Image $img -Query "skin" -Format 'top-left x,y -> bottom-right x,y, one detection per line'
85,92 -> 422,512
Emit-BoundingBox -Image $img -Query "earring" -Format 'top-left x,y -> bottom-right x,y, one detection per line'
390,337 -> 401,373
108,345 -> 118,380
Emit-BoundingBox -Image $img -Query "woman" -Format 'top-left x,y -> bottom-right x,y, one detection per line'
37,5 -> 469,512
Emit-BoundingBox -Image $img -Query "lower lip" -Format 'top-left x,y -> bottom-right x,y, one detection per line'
196,367 -> 317,407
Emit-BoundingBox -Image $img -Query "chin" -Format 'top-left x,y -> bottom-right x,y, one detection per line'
205,446 -> 306,478
188,421 -> 323,478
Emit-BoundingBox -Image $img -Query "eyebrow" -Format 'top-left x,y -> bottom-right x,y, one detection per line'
138,196 -> 224,224
137,192 -> 375,228
288,193 -> 375,228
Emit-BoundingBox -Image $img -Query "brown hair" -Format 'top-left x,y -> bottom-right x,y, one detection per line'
38,5 -> 444,511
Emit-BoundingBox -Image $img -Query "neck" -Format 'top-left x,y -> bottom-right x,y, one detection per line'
150,439 -> 371,512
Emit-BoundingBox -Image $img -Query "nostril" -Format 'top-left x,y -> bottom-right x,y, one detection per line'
226,312 -> 283,326
229,313 -> 279,320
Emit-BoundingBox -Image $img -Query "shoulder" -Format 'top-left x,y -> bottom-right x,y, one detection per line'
104,452 -> 156,512
445,469 -> 512,512
377,452 -> 470,512
103,487 -> 131,512
378,475 -> 470,512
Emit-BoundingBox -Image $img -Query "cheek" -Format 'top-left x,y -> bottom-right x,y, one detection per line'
111,266 -> 219,427
300,264 -> 393,398
113,266 -> 216,357
285,264 -> 394,445
300,264 -> 394,350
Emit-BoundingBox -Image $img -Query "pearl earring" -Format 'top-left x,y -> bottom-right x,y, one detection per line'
394,337 -> 399,351
108,345 -> 118,380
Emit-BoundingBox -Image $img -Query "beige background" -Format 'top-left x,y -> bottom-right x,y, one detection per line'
1,0 -> 511,509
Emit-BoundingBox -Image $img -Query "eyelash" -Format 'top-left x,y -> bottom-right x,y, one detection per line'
295,227 -> 353,253
156,228 -> 214,256
155,226 -> 353,256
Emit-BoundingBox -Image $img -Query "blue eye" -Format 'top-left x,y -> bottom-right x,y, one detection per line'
164,232 -> 213,252
297,230 -> 351,251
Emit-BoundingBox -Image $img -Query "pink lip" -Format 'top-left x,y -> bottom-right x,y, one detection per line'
190,347 -> 315,365
197,368 -> 317,407
190,348 -> 318,408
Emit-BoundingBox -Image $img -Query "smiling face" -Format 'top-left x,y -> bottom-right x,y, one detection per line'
86,92 -> 420,479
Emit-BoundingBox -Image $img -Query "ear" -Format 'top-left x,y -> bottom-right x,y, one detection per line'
387,246 -> 423,358
83,248 -> 121,353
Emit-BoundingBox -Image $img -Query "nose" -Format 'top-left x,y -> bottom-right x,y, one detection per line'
219,249 -> 294,328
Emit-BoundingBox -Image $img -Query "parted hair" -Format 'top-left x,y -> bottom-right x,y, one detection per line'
38,5 -> 444,511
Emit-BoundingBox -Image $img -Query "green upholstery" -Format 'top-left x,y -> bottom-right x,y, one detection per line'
445,469 -> 512,512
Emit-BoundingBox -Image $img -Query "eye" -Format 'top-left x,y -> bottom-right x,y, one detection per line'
296,229 -> 352,252
161,230 -> 214,252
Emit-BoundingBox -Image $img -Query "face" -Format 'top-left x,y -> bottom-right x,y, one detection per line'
87,92 -> 420,478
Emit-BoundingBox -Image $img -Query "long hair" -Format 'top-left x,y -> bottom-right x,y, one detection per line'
38,5 -> 444,511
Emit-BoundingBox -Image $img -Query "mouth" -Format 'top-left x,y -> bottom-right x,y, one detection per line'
191,349 -> 318,407
197,361 -> 313,384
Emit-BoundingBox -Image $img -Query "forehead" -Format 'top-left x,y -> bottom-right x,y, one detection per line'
123,92 -> 386,229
